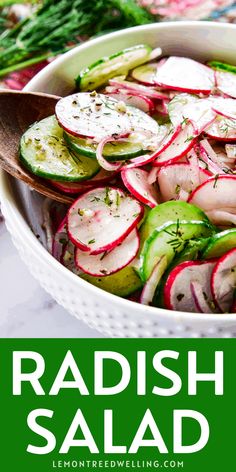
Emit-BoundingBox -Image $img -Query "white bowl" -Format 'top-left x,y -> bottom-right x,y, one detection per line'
1,21 -> 236,338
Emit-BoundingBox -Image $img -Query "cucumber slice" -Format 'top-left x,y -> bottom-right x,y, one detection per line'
20,116 -> 100,182
77,44 -> 152,91
81,264 -> 142,297
139,201 -> 210,246
131,62 -> 159,85
64,132 -> 144,161
202,229 -> 236,259
140,220 -> 213,281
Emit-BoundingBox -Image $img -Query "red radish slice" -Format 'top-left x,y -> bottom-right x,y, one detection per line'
164,260 -> 217,313
188,175 -> 236,213
124,124 -> 175,169
128,106 -> 159,136
216,70 -> 236,99
51,180 -> 93,195
67,186 -> 143,254
96,137 -> 123,171
154,122 -> 197,166
211,248 -> 236,312
205,209 -> 236,226
121,168 -> 159,208
158,162 -> 209,202
55,93 -> 131,139
79,168 -> 118,185
146,123 -> 179,155
75,228 -> 139,276
155,57 -> 214,94
52,218 -> 67,262
105,90 -> 155,113
51,169 -> 118,194
168,93 -> 216,134
131,59 -> 166,85
140,255 -> 167,305
205,116 -> 236,141
211,97 -> 236,121
190,281 -> 215,314
109,78 -> 169,100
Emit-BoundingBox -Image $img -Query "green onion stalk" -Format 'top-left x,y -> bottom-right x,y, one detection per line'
0,0 -> 154,78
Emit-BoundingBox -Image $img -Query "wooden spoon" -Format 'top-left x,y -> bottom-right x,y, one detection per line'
0,90 -> 74,204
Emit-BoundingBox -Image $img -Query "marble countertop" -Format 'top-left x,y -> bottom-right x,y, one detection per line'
0,208 -> 103,338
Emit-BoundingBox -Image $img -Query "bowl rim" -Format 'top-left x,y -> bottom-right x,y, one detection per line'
25,20 -> 236,93
1,20 -> 236,324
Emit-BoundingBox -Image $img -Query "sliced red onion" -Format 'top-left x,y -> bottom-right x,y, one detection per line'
109,78 -> 169,100
199,142 -> 225,175
187,149 -> 200,188
140,255 -> 167,306
96,136 -> 124,171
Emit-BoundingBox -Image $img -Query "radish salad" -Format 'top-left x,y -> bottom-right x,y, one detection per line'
20,44 -> 236,314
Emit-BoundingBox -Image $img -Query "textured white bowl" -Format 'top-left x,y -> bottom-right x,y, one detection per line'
1,21 -> 236,338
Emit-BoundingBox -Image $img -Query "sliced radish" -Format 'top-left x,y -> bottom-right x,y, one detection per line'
216,70 -> 236,99
168,93 -> 216,133
188,175 -> 236,213
105,90 -> 155,113
164,260 -> 217,313
121,168 -> 159,208
52,218 -> 67,262
154,122 -> 196,166
155,57 -> 214,94
79,168 -> 118,185
55,93 -> 131,139
127,105 -> 159,136
158,162 -> 209,202
75,228 -> 139,276
124,124 -> 175,169
147,123 -> 180,156
211,248 -> 236,312
211,97 -> 236,121
205,116 -> 236,141
50,169 -> 118,194
140,255 -> 167,306
131,59 -> 166,85
109,78 -> 169,100
190,281 -> 215,314
67,186 -> 143,254
51,180 -> 93,195
205,209 -> 236,226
